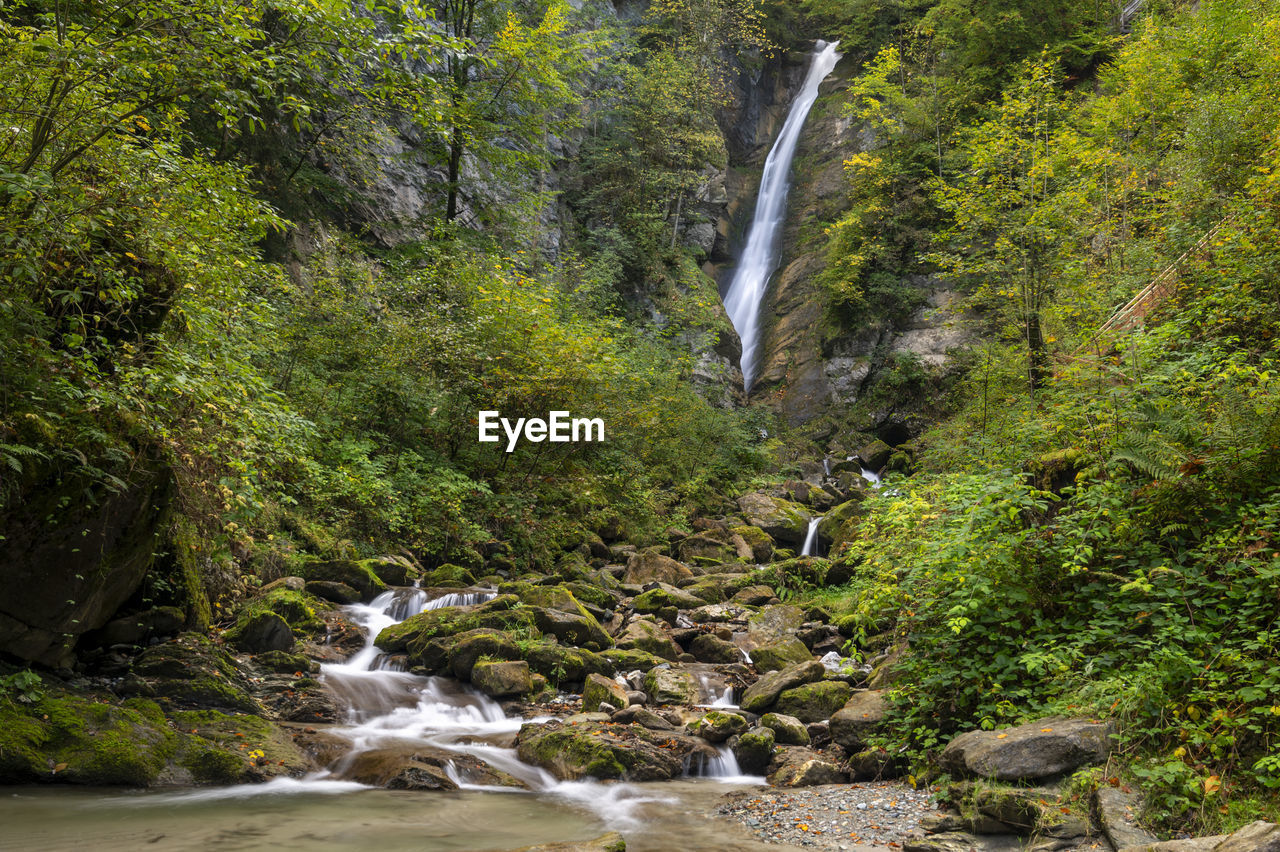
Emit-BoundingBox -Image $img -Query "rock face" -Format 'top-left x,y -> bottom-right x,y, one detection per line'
940,717 -> 1115,781
0,454 -> 173,668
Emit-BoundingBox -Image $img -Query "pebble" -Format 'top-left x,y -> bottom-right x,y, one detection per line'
716,781 -> 940,850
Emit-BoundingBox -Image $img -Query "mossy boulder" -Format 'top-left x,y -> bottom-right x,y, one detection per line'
677,533 -> 745,566
600,648 -> 665,673
750,638 -> 812,673
129,633 -> 259,713
296,559 -> 387,600
225,611 -> 295,653
251,650 -> 316,674
774,681 -> 853,724
730,525 -> 774,562
683,579 -> 727,604
622,550 -> 693,586
523,641 -> 610,686
740,660 -> 826,714
375,597 -> 538,657
421,564 -> 475,588
361,556 -> 417,587
615,618 -> 681,661
232,588 -> 326,639
688,634 -> 741,664
731,585 -> 776,606
169,708 -> 311,783
471,660 -> 533,698
761,712 -> 810,746
767,746 -> 848,787
582,673 -> 629,712
643,666 -> 699,705
514,720 -> 709,781
689,710 -> 748,743
304,580 -> 361,605
632,585 -> 705,613
0,693 -> 178,785
446,630 -> 524,679
731,726 -> 775,774
734,493 -> 811,546
817,499 -> 868,554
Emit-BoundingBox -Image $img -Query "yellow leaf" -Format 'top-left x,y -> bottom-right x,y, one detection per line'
1204,775 -> 1221,795
996,733 -> 1008,739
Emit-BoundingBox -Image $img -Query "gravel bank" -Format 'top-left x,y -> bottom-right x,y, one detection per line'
716,782 -> 941,850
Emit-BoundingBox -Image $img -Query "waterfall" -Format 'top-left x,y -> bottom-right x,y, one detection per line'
800,517 -> 822,557
685,744 -> 758,783
723,40 -> 842,390
860,467 -> 882,488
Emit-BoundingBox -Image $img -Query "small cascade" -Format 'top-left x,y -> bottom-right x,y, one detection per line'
424,589 -> 497,611
685,744 -> 763,784
693,669 -> 738,708
723,40 -> 842,390
800,517 -> 823,557
860,467 -> 882,489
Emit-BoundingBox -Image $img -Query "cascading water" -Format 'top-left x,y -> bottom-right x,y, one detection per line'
800,516 -> 822,557
723,40 -> 841,390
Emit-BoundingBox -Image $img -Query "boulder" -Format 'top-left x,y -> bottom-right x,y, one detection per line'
688,634 -> 741,664
420,564 -> 475,588
600,648 -> 665,672
847,746 -> 904,781
582,673 -> 629,713
515,720 -> 711,781
905,833 -> 1025,852
740,660 -> 826,713
523,641 -> 611,685
940,717 -> 1115,781
830,689 -> 889,751
363,555 -> 417,587
731,726 -> 776,774
750,638 -> 812,673
858,439 -> 893,471
732,585 -> 777,606
734,493 -> 812,546
678,531 -> 751,565
471,660 -> 532,698
689,710 -> 749,743
297,559 -> 387,600
1119,840 -> 1228,852
730,525 -> 774,562
683,579 -> 728,604
774,681 -> 853,724
615,618 -> 681,661
1211,822 -> 1280,852
128,633 -> 259,713
304,580 -> 361,604
623,551 -> 693,586
817,498 -> 868,553
632,585 -> 706,613
760,713 -> 810,746
643,666 -> 700,705
1095,786 -> 1158,851
96,606 -> 186,647
767,746 -> 848,787
745,605 -> 806,646
611,705 -> 675,730
530,606 -> 612,651
226,611 -> 295,653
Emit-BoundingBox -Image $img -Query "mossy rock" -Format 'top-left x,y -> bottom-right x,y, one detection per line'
232,588 -> 326,639
689,710 -> 748,743
295,559 -> 387,600
774,680 -> 853,724
169,708 -> 311,783
251,650 -> 316,675
565,582 -> 618,609
732,726 -> 775,774
632,586 -> 705,613
0,693 -> 177,786
224,611 -> 295,653
730,525 -> 774,562
420,563 -> 474,588
514,721 -> 696,782
376,599 -> 539,657
524,641 -> 610,685
600,648 -> 665,673
360,556 -> 417,586
751,638 -> 813,673
130,633 -> 259,713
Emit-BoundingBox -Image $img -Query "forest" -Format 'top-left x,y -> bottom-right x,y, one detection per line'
1,0 -> 1279,845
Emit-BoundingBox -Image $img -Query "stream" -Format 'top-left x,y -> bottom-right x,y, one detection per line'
0,589 -> 776,852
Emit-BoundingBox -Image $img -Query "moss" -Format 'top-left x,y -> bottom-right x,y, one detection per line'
170,708 -> 309,778
0,693 -> 177,786
132,633 -> 259,712
375,600 -> 540,653
180,744 -> 244,784
600,648 -> 664,672
233,588 -> 326,637
252,650 -> 315,674
565,582 -> 615,609
518,729 -> 628,779
420,563 -> 474,587
171,516 -> 213,629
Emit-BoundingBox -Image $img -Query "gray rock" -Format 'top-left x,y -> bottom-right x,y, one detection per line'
1095,786 -> 1158,851
471,660 -> 532,698
623,550 -> 694,585
1213,822 -> 1280,852
766,746 -> 847,787
750,638 -> 813,672
731,726 -> 775,774
305,580 -> 361,604
228,612 -> 295,653
611,705 -> 675,730
940,717 -> 1115,781
830,689 -> 889,750
689,710 -> 749,743
643,666 -> 699,705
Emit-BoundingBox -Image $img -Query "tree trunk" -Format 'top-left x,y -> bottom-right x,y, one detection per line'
446,125 -> 465,222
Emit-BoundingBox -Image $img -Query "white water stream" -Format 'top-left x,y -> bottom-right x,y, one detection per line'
723,41 -> 841,390
799,517 -> 822,557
